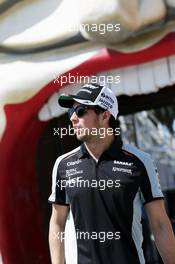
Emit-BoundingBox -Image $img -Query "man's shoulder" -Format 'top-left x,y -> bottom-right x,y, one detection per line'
122,143 -> 152,165
54,146 -> 81,167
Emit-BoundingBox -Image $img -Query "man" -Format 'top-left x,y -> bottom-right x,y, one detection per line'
48,83 -> 175,264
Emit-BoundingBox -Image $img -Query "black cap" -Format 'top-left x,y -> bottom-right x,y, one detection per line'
58,82 -> 118,118
58,83 -> 104,108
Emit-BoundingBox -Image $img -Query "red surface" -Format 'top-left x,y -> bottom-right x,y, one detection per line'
0,33 -> 175,263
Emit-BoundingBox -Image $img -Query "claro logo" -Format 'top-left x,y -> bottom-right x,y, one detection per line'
67,160 -> 82,166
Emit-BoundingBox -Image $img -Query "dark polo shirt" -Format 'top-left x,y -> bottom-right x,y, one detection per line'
48,137 -> 164,264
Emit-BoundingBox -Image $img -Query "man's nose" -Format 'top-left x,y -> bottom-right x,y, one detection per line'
70,111 -> 79,123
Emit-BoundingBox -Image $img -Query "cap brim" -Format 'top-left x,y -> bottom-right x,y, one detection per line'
58,94 -> 74,108
58,94 -> 94,108
58,94 -> 88,108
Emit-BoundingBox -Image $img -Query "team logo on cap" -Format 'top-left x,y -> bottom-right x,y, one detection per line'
101,93 -> 106,98
98,92 -> 114,109
83,84 -> 100,89
100,93 -> 114,104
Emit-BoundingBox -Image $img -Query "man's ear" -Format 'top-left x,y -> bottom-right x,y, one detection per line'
101,111 -> 111,123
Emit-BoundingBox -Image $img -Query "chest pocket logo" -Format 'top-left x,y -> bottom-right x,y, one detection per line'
112,167 -> 132,175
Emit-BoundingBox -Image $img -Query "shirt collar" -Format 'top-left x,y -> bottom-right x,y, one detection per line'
103,136 -> 123,159
77,143 -> 90,159
77,137 -> 123,160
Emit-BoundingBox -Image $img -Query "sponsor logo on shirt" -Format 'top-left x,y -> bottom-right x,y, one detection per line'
66,168 -> 83,177
114,160 -> 133,166
112,167 -> 132,174
67,160 -> 82,166
66,176 -> 83,184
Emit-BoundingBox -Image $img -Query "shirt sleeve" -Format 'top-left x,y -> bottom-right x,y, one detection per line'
48,157 -> 70,206
140,153 -> 164,205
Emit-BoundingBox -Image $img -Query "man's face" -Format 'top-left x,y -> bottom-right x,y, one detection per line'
69,102 -> 104,142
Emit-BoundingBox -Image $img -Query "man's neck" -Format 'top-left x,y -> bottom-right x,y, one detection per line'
84,135 -> 115,160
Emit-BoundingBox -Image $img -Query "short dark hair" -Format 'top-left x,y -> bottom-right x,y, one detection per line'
94,105 -> 105,115
94,106 -> 119,130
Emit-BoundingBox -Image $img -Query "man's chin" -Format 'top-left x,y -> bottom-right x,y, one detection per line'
75,133 -> 90,142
